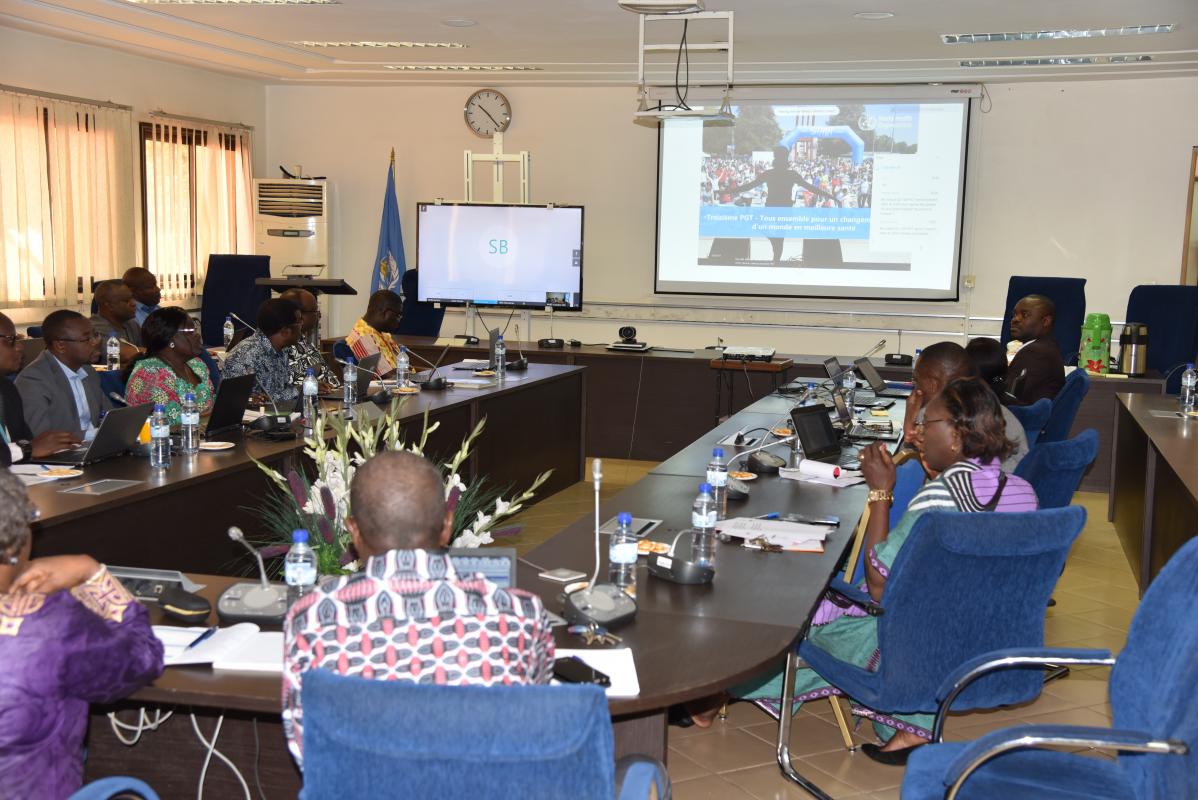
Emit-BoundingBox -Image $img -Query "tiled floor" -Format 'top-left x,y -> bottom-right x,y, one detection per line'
504,462 -> 1133,800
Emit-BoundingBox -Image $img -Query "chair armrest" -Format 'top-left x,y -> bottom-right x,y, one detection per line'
941,724 -> 1188,800
825,577 -> 884,617
615,755 -> 670,800
931,647 -> 1114,742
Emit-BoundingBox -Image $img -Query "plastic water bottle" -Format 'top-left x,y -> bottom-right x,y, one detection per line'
494,336 -> 507,380
609,511 -> 638,593
105,334 -> 120,372
222,316 -> 235,349
706,447 -> 728,520
149,404 -> 170,470
302,368 -> 319,434
691,482 -> 717,569
180,392 -> 200,454
395,346 -> 409,389
284,529 -> 318,607
1181,363 -> 1197,414
342,360 -> 357,417
841,366 -> 857,409
805,382 -> 817,405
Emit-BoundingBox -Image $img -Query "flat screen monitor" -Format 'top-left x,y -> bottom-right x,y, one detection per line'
416,202 -> 584,310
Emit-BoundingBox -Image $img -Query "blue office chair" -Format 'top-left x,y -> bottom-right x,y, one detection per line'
69,776 -> 158,799
833,458 -> 927,590
1006,397 -> 1050,447
791,507 -> 1085,746
900,535 -> 1198,800
300,671 -> 669,800
199,254 -> 271,348
999,277 -> 1087,365
27,325 -> 43,339
1126,284 -> 1198,393
1014,428 -> 1099,509
1039,368 -> 1090,443
332,340 -> 354,364
396,269 -> 446,338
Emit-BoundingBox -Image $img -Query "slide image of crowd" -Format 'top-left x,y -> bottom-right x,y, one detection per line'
701,153 -> 873,210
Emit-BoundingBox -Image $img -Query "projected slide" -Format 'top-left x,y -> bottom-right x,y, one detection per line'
417,203 -> 583,309
656,99 -> 970,301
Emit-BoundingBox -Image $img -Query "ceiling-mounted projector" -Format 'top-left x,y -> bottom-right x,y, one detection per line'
618,0 -> 705,12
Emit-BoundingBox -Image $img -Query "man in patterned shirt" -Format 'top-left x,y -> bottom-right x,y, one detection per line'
282,451 -> 555,766
345,290 -> 403,377
222,298 -> 303,405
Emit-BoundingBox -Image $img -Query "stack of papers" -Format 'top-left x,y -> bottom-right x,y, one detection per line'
715,517 -> 831,553
779,460 -> 865,487
154,622 -> 284,673
554,648 -> 640,697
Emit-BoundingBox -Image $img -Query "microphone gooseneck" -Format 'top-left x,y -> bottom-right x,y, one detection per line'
228,526 -> 271,590
590,458 -> 603,587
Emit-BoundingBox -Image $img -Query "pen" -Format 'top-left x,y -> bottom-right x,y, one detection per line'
186,626 -> 218,650
755,513 -> 780,520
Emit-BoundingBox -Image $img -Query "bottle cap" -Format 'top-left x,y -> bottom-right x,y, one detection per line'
292,529 -> 309,544
154,404 -> 165,413
617,512 -> 632,525
699,482 -> 712,493
400,345 -> 407,352
1189,363 -> 1195,370
184,392 -> 195,402
306,367 -> 314,376
712,447 -> 724,458
497,335 -> 504,341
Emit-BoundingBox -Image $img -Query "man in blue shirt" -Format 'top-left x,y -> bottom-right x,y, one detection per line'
122,268 -> 162,327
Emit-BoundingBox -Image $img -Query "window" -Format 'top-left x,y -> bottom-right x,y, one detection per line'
0,89 -> 135,307
139,118 -> 253,300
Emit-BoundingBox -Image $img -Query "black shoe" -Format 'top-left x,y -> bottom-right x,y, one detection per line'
667,705 -> 695,728
861,741 -> 922,766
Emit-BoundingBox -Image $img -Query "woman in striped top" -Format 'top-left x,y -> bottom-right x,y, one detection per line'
732,378 -> 1038,762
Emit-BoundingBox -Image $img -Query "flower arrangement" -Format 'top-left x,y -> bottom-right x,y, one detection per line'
251,398 -> 551,576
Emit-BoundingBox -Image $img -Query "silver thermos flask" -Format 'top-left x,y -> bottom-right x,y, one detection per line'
1118,323 -> 1149,376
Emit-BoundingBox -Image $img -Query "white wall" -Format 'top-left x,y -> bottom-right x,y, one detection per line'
266,77 -> 1198,355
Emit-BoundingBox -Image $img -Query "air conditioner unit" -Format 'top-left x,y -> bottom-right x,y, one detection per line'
253,178 -> 329,279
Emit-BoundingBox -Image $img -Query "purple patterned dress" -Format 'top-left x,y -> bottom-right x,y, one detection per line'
0,570 -> 164,799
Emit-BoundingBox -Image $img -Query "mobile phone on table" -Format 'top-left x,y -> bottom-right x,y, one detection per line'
553,656 -> 611,687
539,567 -> 588,584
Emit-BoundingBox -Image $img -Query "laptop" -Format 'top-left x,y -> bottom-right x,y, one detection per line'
790,404 -> 860,468
449,547 -> 518,587
830,390 -> 901,442
822,356 -> 845,382
853,357 -> 913,398
202,373 -> 256,437
319,352 -> 380,401
36,402 -> 154,466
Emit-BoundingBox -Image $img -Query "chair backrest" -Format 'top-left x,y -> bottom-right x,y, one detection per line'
199,254 -> 272,347
999,276 -> 1087,365
1110,536 -> 1198,796
1126,285 -> 1198,393
874,506 -> 1086,711
332,339 -> 353,363
300,671 -> 615,800
1006,397 -> 1051,447
1039,368 -> 1090,443
396,269 -> 446,337
1013,428 -> 1099,508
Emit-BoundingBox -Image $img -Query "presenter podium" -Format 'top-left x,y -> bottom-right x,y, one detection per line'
255,278 -> 357,296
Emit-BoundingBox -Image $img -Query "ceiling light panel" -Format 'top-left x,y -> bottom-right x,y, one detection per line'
960,55 -> 1153,67
942,24 -> 1174,45
127,0 -> 339,4
293,41 -> 467,49
385,65 -> 542,72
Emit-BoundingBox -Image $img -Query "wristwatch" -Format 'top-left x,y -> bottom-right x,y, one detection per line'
16,440 -> 32,463
867,489 -> 894,504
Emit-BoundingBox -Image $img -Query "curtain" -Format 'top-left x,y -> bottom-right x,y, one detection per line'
144,118 -> 253,300
0,90 -> 134,307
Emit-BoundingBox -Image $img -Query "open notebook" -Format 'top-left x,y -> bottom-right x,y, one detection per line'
154,622 -> 283,673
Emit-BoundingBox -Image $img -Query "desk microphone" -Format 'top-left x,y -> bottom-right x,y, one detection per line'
108,391 -> 128,406
217,526 -> 289,624
229,312 -> 257,333
248,374 -> 294,435
562,458 -> 637,629
405,343 -> 455,390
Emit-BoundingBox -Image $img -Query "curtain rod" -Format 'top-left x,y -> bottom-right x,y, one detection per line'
0,84 -> 131,112
150,110 -> 254,131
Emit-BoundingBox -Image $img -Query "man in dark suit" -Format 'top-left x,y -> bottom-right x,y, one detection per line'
0,313 -> 78,466
1006,294 -> 1066,404
14,311 -> 112,440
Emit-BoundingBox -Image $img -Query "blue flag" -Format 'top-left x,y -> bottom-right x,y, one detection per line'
370,152 -> 406,296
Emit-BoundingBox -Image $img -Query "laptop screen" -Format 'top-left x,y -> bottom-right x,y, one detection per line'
790,405 -> 840,459
448,547 -> 517,588
822,356 -> 844,381
853,357 -> 886,392
831,390 -> 852,424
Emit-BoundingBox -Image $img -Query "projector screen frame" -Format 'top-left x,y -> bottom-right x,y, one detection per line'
652,94 -> 973,304
415,201 -> 585,311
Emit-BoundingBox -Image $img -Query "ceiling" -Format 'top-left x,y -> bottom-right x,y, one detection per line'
3,0 -> 1197,86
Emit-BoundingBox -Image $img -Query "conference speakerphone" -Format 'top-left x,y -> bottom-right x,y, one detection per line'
721,346 -> 776,362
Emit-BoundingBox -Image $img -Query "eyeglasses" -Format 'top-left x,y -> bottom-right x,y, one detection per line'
915,417 -> 951,431
55,332 -> 101,343
0,334 -> 24,347
177,327 -> 199,335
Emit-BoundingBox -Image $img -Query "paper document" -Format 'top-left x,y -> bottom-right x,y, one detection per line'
555,648 -> 640,698
154,622 -> 284,672
780,460 -> 865,487
715,517 -> 829,552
